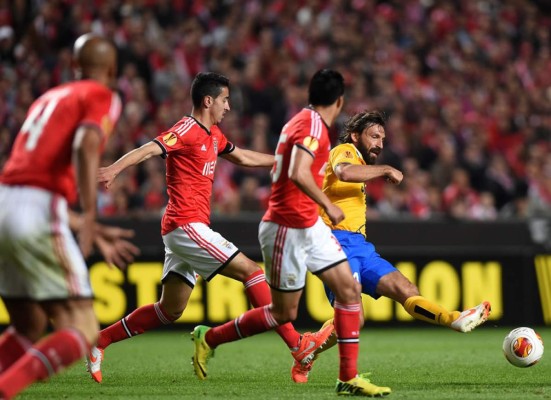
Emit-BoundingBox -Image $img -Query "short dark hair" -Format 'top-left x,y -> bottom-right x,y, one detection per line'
308,69 -> 345,106
190,72 -> 230,108
339,110 -> 388,143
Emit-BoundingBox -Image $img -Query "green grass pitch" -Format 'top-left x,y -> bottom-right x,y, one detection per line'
17,326 -> 551,399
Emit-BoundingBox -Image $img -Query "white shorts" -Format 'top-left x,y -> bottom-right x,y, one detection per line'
0,185 -> 92,301
161,222 -> 240,287
258,217 -> 347,291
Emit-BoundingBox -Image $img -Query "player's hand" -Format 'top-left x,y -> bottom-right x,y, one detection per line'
385,167 -> 403,185
94,224 -> 140,270
97,166 -> 118,189
325,203 -> 345,225
94,235 -> 140,270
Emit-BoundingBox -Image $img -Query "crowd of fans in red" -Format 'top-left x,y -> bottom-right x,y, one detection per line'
0,0 -> 550,220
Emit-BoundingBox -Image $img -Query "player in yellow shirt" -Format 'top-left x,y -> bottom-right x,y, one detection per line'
291,110 -> 492,383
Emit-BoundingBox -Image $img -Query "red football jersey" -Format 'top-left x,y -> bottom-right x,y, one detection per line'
0,80 -> 121,204
153,116 -> 234,235
263,108 -> 331,228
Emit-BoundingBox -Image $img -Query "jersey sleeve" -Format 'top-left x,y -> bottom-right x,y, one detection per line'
294,117 -> 324,158
330,144 -> 361,169
153,120 -> 195,157
80,86 -> 121,140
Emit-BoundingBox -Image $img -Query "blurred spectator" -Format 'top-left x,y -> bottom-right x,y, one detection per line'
442,167 -> 481,217
1,0 -> 550,222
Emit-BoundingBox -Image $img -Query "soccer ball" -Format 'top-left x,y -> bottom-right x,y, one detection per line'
502,327 -> 544,368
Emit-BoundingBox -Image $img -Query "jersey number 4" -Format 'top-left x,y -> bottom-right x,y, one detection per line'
20,88 -> 70,151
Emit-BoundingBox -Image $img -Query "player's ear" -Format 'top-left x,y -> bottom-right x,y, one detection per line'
203,95 -> 213,109
336,95 -> 344,112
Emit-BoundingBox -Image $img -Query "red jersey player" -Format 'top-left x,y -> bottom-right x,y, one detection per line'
0,34 -> 130,400
191,70 -> 391,396
87,72 -> 332,384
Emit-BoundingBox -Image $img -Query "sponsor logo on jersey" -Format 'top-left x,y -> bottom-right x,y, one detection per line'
303,136 -> 319,151
201,144 -> 207,151
163,132 -> 178,146
344,150 -> 353,159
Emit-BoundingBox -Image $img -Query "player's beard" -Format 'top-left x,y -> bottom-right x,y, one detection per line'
358,143 -> 379,165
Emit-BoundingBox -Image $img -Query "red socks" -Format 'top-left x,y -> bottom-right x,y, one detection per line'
205,305 -> 278,348
334,301 -> 361,382
0,328 -> 88,399
244,270 -> 300,349
98,302 -> 174,349
0,326 -> 32,373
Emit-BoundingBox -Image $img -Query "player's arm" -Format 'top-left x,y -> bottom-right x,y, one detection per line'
335,163 -> 403,184
289,145 -> 344,225
74,125 -> 102,258
220,146 -> 275,168
98,141 -> 163,189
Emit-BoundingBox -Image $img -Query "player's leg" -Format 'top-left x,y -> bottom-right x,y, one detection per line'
218,252 -> 301,349
0,298 -> 95,400
97,273 -> 189,351
87,250 -> 192,383
193,221 -> 317,353
292,228 -> 360,384
315,242 -> 367,356
312,223 -> 390,397
192,222 -> 332,380
191,284 -> 289,380
0,300 -> 46,373
253,221 -> 333,361
0,187 -> 103,396
319,262 -> 390,397
374,261 -> 491,332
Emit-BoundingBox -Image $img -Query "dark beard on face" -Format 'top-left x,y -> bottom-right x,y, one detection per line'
359,146 -> 378,165
366,153 -> 377,165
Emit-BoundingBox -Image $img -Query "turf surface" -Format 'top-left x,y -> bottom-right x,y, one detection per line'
17,326 -> 551,399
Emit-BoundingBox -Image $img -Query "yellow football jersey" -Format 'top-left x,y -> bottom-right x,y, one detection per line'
320,143 -> 367,237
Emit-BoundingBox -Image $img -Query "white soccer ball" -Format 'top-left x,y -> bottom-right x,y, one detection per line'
502,327 -> 544,368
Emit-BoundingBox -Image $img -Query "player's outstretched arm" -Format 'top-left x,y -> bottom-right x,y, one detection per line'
98,141 -> 163,189
220,146 -> 275,168
335,163 -> 403,185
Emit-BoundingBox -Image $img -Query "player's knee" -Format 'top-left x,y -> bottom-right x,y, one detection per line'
270,308 -> 297,324
158,295 -> 187,322
162,307 -> 184,321
339,280 -> 361,303
396,281 -> 420,303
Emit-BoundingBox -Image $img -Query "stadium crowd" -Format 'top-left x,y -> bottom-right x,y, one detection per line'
0,0 -> 550,221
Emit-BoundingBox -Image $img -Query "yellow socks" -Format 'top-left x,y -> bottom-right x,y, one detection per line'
403,296 -> 461,327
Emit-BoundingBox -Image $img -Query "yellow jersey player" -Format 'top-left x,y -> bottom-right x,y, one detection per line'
291,110 -> 492,383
